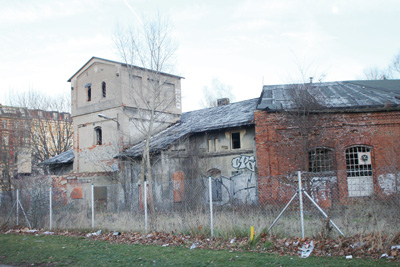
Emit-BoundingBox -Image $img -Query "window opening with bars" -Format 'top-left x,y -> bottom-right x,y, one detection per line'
308,147 -> 335,172
345,146 -> 373,197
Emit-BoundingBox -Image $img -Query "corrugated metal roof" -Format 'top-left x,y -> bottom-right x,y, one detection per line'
41,149 -> 74,165
119,98 -> 258,158
257,80 -> 400,111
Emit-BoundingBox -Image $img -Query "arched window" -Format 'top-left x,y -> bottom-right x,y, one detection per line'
345,146 -> 373,197
85,83 -> 92,101
308,147 -> 335,172
102,81 -> 106,98
95,127 -> 102,145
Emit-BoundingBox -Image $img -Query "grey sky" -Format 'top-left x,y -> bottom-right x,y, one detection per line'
1,0 -> 399,111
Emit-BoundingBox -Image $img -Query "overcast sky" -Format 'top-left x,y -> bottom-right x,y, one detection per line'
1,0 -> 399,111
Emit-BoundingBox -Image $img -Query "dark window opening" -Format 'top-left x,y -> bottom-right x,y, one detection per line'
87,86 -> 91,102
232,132 -> 241,149
102,82 -> 106,97
95,127 -> 102,145
308,147 -> 335,172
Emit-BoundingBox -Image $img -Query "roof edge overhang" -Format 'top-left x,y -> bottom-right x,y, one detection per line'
67,56 -> 185,82
258,104 -> 400,113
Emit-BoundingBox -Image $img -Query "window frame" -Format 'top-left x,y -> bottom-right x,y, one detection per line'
87,85 -> 92,102
308,147 -> 335,173
94,127 -> 102,145
231,132 -> 241,149
102,81 -> 106,98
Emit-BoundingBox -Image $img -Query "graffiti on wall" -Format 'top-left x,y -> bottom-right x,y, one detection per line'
231,155 -> 256,172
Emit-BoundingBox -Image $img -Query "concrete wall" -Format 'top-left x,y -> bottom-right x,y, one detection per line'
70,58 -> 182,174
119,125 -> 258,210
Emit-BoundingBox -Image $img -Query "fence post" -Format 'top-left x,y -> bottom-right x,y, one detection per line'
91,184 -> 95,229
144,180 -> 148,233
16,189 -> 19,226
298,170 -> 305,239
49,186 -> 53,230
208,176 -> 214,238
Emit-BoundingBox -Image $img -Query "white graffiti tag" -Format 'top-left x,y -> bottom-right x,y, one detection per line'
232,155 -> 256,172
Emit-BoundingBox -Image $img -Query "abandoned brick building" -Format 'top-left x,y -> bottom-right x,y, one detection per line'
255,80 -> 400,208
43,57 -> 400,209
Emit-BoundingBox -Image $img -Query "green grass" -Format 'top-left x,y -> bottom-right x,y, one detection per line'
0,234 -> 397,266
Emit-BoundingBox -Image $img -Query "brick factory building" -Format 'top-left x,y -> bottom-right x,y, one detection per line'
255,80 -> 400,208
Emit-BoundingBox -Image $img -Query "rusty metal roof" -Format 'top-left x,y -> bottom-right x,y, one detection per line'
257,80 -> 400,111
119,98 -> 258,158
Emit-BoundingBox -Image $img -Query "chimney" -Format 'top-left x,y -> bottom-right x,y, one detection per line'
309,77 -> 313,84
217,98 -> 230,106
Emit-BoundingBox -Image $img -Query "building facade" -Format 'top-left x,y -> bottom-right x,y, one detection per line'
0,105 -> 72,191
255,80 -> 400,207
118,98 -> 259,209
68,57 -> 183,175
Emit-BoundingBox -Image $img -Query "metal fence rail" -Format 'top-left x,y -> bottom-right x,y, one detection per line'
1,167 -> 399,239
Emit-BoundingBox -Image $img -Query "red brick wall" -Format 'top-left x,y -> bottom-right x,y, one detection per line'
255,109 -> 400,206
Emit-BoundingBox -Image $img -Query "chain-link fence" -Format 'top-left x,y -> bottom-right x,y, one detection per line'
1,167 -> 399,239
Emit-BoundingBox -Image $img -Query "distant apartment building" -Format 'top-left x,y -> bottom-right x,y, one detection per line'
0,104 -> 72,190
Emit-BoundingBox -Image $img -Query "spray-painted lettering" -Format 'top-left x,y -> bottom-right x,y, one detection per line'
232,155 -> 256,172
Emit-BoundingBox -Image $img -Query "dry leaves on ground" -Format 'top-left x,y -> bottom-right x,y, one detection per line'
1,227 -> 399,260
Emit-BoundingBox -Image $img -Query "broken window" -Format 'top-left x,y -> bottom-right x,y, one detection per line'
87,86 -> 91,101
346,146 -> 373,197
95,127 -> 102,145
85,83 -> 92,102
308,147 -> 335,172
232,132 -> 241,149
102,81 -> 106,97
163,83 -> 176,107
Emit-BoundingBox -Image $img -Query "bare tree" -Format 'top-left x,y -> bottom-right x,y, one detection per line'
200,78 -> 235,108
114,14 -> 179,211
5,89 -> 73,174
390,51 -> 400,76
363,66 -> 392,80
363,50 -> 400,80
283,82 -> 326,171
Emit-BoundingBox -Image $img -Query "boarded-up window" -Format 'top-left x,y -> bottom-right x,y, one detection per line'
94,186 -> 107,210
173,171 -> 185,202
208,168 -> 222,202
346,146 -> 373,197
163,83 -> 176,107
